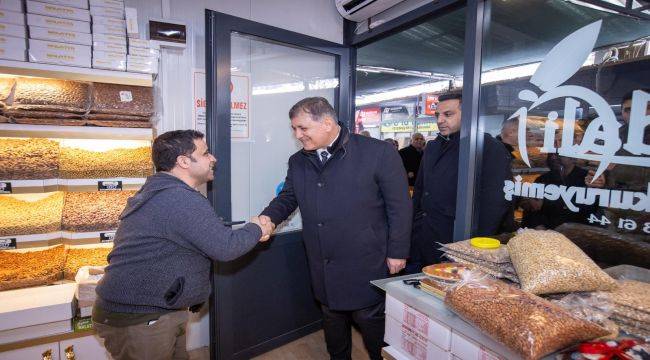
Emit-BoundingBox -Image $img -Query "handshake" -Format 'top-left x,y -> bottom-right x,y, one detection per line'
250,215 -> 276,242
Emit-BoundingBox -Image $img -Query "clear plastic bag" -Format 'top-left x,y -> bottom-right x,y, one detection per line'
551,292 -> 619,339
74,265 -> 105,308
439,240 -> 510,264
507,229 -> 617,295
444,271 -> 609,360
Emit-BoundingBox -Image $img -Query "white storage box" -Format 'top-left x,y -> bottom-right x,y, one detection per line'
128,45 -> 158,57
92,15 -> 124,28
0,34 -> 26,48
27,13 -> 90,32
0,0 -> 23,12
92,49 -> 124,70
0,42 -> 25,60
0,283 -> 76,332
29,25 -> 91,45
0,9 -> 24,25
93,40 -> 125,53
28,38 -> 91,67
386,294 -> 452,351
0,319 -> 71,344
0,22 -> 25,37
450,332 -> 503,360
37,0 -> 88,9
26,1 -> 90,22
92,21 -> 124,36
127,54 -> 156,73
128,37 -> 153,49
385,316 -> 453,360
92,32 -> 124,45
124,6 -> 136,36
90,5 -> 123,19
89,0 -> 122,9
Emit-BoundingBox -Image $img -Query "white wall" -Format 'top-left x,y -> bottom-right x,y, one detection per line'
122,0 -> 344,351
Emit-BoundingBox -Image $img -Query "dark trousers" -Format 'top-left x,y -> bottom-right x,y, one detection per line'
321,301 -> 386,360
405,218 -> 446,274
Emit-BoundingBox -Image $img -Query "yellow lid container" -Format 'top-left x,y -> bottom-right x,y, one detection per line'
470,237 -> 501,249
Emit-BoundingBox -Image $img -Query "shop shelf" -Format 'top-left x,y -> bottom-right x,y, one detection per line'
0,60 -> 152,87
0,123 -> 154,140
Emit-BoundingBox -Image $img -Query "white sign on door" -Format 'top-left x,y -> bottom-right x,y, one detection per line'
231,73 -> 251,140
192,68 -> 206,133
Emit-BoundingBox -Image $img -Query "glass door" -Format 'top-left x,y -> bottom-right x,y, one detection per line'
205,10 -> 351,360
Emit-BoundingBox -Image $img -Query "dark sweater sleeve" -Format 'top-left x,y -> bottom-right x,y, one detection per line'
377,143 -> 413,259
167,192 -> 262,262
260,159 -> 298,225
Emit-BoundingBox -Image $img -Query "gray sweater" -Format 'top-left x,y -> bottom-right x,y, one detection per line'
95,172 -> 262,313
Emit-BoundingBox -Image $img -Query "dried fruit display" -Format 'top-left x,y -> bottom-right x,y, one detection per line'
59,146 -> 153,178
0,138 -> 60,179
10,78 -> 90,113
62,191 -> 134,232
0,245 -> 66,291
445,276 -> 609,360
507,229 -> 617,294
90,83 -> 154,117
0,192 -> 64,236
64,246 -> 111,280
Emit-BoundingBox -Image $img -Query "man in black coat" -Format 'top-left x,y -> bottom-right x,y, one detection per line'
407,93 -> 511,271
259,97 -> 412,360
399,132 -> 425,186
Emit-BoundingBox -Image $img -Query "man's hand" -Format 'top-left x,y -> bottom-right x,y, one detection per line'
386,258 -> 406,274
250,216 -> 274,242
585,169 -> 606,188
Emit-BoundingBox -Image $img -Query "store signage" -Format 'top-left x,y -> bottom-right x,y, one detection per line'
356,107 -> 381,127
231,73 -> 251,139
423,94 -> 438,116
0,182 -> 12,194
416,121 -> 438,133
381,120 -> 415,133
382,106 -> 408,115
192,69 -> 206,132
98,180 -> 122,191
504,20 -> 650,215
100,232 -> 116,243
0,238 -> 17,249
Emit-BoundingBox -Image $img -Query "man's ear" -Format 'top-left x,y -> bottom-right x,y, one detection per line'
323,116 -> 335,130
176,155 -> 191,169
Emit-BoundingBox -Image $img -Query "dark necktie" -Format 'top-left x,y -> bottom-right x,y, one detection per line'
320,151 -> 330,164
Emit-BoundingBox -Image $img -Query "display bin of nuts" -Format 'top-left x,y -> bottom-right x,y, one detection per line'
0,244 -> 67,291
64,244 -> 112,280
59,139 -> 153,179
0,137 -> 60,180
61,190 -> 135,233
0,192 -> 64,237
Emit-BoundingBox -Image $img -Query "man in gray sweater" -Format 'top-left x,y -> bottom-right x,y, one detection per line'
93,130 -> 272,360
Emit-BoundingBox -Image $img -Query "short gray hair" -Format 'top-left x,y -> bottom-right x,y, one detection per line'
289,97 -> 337,122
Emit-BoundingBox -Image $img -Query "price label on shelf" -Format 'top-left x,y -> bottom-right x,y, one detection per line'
119,90 -> 133,102
98,180 -> 123,191
100,232 -> 116,243
0,238 -> 17,249
0,181 -> 12,194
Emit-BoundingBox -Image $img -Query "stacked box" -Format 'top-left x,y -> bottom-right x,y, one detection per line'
127,37 -> 158,73
89,0 -> 125,70
26,0 -> 91,67
0,0 -> 25,61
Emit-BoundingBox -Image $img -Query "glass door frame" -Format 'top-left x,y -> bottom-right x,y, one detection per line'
205,9 -> 352,359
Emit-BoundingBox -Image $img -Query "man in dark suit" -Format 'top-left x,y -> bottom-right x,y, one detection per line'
399,132 -> 425,186
259,97 -> 412,360
407,93 -> 511,271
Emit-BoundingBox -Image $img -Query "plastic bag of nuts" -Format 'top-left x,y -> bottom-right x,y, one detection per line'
445,272 -> 610,360
507,229 -> 617,295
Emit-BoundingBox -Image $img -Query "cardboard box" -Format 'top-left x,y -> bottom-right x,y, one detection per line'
92,22 -> 124,36
91,15 -> 124,28
128,37 -> 152,49
27,13 -> 90,32
0,283 -> 76,332
385,316 -> 453,360
89,0 -> 122,9
124,6 -> 136,37
0,22 -> 25,37
37,0 -> 88,10
93,40 -> 125,53
126,58 -> 156,74
0,9 -> 24,25
450,332 -> 503,360
0,42 -> 25,61
0,34 -> 26,47
92,32 -> 124,45
128,45 -> 158,57
92,50 -> 125,70
29,25 -> 91,45
386,294 -> 452,351
26,1 -> 90,22
89,5 -> 123,19
28,38 -> 91,67
0,0 -> 23,12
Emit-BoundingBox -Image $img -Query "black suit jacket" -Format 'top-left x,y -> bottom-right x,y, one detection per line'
399,145 -> 423,186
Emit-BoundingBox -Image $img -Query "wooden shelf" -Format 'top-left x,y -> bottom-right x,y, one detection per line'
0,123 -> 154,140
0,60 -> 153,87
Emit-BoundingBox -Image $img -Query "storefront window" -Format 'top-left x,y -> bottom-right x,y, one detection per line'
475,0 -> 649,266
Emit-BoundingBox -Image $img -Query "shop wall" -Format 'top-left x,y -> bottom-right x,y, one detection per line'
122,0 -> 343,351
